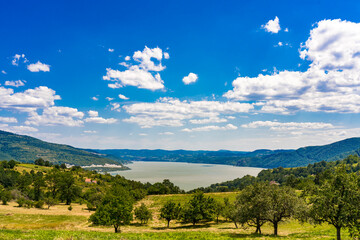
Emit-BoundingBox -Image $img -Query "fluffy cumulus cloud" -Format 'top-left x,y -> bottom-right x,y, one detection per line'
262,16 -> 281,33
123,97 -> 253,128
5,80 -> 25,87
242,121 -> 334,131
84,110 -> 117,124
27,61 -> 50,72
0,86 -> 60,112
118,94 -> 129,100
182,124 -> 238,132
103,46 -> 168,90
0,117 -> 17,123
25,106 -> 84,127
225,19 -> 360,114
0,124 -> 38,134
182,73 -> 198,85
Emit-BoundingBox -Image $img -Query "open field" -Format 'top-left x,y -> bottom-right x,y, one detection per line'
0,192 -> 351,239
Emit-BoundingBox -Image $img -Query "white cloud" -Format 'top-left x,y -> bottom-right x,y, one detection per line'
12,54 -> 28,66
85,117 -> 117,124
158,131 -> 174,135
118,94 -> 129,100
5,80 -> 25,87
84,130 -> 97,134
25,106 -> 84,127
0,117 -> 17,123
108,48 -> 114,52
278,42 -> 283,46
110,102 -> 121,112
103,67 -> 164,90
284,28 -> 289,32
182,73 -> 198,85
27,61 -> 50,72
106,97 -> 114,101
164,52 -> 170,59
225,19 -> 360,114
182,124 -> 238,132
88,110 -> 99,117
10,125 -> 38,133
0,86 -> 60,112
189,117 -> 227,124
92,96 -> 99,101
1,70 -> 6,74
103,46 -> 168,90
139,133 -> 148,136
262,16 -> 281,33
241,121 -> 335,131
123,97 -> 253,128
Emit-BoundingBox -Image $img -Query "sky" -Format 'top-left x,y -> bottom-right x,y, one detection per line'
1,0 -> 360,151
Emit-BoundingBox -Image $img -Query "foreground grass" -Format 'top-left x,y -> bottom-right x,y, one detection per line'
0,192 -> 352,239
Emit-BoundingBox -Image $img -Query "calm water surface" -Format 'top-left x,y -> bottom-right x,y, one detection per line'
109,161 -> 263,191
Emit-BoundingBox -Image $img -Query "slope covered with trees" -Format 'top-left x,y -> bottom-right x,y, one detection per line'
0,130 -> 126,166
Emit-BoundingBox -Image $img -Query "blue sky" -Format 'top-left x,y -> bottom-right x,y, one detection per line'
1,0 -> 360,150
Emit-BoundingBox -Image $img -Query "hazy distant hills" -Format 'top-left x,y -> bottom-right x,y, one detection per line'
92,138 -> 360,168
0,130 -> 124,166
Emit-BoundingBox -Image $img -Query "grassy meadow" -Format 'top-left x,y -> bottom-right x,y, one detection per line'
0,192 -> 349,240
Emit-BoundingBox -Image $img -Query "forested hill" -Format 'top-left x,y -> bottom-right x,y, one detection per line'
92,137 -> 360,168
0,130 -> 125,166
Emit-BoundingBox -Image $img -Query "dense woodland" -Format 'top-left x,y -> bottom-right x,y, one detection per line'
0,156 -> 360,239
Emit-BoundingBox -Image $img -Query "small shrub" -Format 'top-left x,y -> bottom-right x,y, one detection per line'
24,200 -> 34,208
35,200 -> 44,209
68,205 -> 73,211
16,197 -> 26,207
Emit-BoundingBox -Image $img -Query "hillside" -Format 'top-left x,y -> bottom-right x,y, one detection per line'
92,137 -> 360,168
0,130 -> 125,166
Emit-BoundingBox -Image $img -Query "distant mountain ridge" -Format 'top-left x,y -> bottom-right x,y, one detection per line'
0,130 -> 125,166
92,137 -> 360,168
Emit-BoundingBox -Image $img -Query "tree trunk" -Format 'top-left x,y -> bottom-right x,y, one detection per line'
274,222 -> 278,236
114,225 -> 118,233
216,216 -> 219,224
234,221 -> 238,229
255,219 -> 261,234
167,220 -> 170,228
336,226 -> 341,240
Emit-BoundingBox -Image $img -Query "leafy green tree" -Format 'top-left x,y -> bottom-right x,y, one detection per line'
33,172 -> 45,201
44,197 -> 57,209
264,185 -> 305,236
90,186 -> 134,233
307,166 -> 360,240
0,186 -> 11,205
134,203 -> 152,224
235,182 -> 270,234
181,191 -> 216,226
57,172 -> 81,205
45,169 -> 60,199
223,197 -> 238,228
214,200 -> 224,224
160,200 -> 181,228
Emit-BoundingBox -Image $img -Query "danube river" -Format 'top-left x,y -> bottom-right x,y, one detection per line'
109,161 -> 263,191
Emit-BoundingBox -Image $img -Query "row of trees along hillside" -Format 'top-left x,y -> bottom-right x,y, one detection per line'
193,154 -> 360,192
89,163 -> 360,240
0,158 -> 184,210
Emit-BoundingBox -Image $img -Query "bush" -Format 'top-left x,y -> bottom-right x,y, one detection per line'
68,205 -> 73,211
1,190 -> 12,205
35,200 -> 44,209
24,200 -> 34,208
16,197 -> 26,207
134,203 -> 152,224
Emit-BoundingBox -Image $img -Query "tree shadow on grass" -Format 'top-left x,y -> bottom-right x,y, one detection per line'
223,233 -> 286,239
152,223 -> 212,230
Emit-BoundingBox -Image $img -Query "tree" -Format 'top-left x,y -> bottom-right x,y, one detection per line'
160,200 -> 181,228
34,158 -> 45,166
307,166 -> 360,240
223,197 -> 238,228
181,191 -> 216,225
214,200 -> 224,224
90,186 -> 133,233
45,168 -> 60,199
44,197 -> 57,209
134,203 -> 152,224
33,172 -> 45,201
235,182 -> 270,234
57,172 -> 81,205
264,185 -> 305,236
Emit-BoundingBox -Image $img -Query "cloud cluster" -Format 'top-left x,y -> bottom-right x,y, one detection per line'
85,110 -> 117,124
5,80 -> 25,87
182,124 -> 237,132
103,46 -> 168,90
27,61 -> 50,72
225,19 -> 360,114
242,121 -> 334,131
123,97 -> 253,128
262,16 -> 281,33
183,73 -> 198,85
12,54 -> 28,66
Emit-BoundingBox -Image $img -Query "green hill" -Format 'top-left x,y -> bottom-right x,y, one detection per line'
0,130 -> 125,166
92,137 -> 360,168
